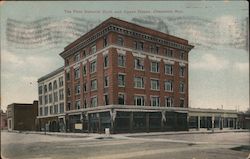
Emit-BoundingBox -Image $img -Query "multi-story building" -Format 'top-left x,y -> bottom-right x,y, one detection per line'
7,101 -> 38,131
59,17 -> 194,133
37,67 -> 66,132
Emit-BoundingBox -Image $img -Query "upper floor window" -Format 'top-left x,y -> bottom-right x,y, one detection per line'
134,41 -> 144,51
53,80 -> 57,89
104,76 -> 109,87
117,36 -> 124,46
118,54 -> 125,67
83,83 -> 87,92
54,104 -> 58,114
44,107 -> 48,116
67,88 -> 71,97
75,100 -> 81,109
44,85 -> 47,93
66,72 -> 70,81
180,99 -> 185,107
49,106 -> 53,115
59,89 -> 64,100
180,67 -> 185,77
39,107 -> 43,116
134,77 -> 144,89
82,50 -> 86,58
91,79 -> 97,91
151,79 -> 160,91
104,94 -> 109,105
49,94 -> 52,103
38,86 -> 43,94
74,53 -> 80,62
44,95 -> 48,104
134,58 -> 144,70
165,97 -> 173,107
54,92 -> 58,102
179,82 -> 185,93
180,51 -> 185,60
155,46 -> 159,54
134,96 -> 145,106
74,68 -> 80,79
151,61 -> 159,73
67,102 -> 71,111
82,64 -> 87,76
104,55 -> 109,68
59,103 -> 64,113
151,96 -> 160,107
165,80 -> 173,92
103,36 -> 108,47
65,59 -> 69,66
118,93 -> 125,105
39,96 -> 43,105
165,64 -> 173,75
59,77 -> 63,87
91,45 -> 96,54
118,74 -> 125,87
75,84 -> 81,95
91,96 -> 98,107
165,49 -> 173,57
90,60 -> 97,73
48,83 -> 52,91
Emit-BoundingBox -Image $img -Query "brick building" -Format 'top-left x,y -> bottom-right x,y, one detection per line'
59,17 -> 194,133
37,67 -> 66,132
7,101 -> 38,131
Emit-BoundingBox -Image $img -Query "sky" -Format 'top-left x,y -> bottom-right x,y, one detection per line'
0,1 -> 249,112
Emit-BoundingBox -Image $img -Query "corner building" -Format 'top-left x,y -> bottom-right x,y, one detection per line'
60,17 -> 194,133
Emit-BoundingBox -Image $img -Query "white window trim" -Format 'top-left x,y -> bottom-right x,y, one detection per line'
118,92 -> 126,105
134,95 -> 146,106
134,76 -> 145,89
150,78 -> 160,91
150,95 -> 160,107
118,73 -> 126,87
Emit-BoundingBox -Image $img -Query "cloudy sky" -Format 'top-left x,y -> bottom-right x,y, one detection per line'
0,1 -> 249,111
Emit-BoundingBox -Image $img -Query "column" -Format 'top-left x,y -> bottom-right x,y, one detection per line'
130,112 -> 133,133
146,113 -> 149,133
220,117 -> 224,130
212,115 -> 215,133
161,110 -> 166,131
197,116 -> 200,131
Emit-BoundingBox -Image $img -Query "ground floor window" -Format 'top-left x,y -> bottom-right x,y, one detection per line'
134,96 -> 145,106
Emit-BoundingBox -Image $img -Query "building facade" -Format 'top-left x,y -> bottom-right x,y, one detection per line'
7,101 -> 38,131
1,109 -> 8,130
59,17 -> 194,133
37,67 -> 66,132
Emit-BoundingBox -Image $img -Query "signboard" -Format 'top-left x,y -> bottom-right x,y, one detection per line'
75,123 -> 82,130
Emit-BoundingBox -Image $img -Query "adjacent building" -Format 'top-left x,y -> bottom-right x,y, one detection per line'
7,101 -> 38,131
37,67 -> 66,132
1,109 -> 7,130
59,17 -> 194,133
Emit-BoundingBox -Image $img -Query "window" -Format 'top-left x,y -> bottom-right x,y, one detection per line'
118,74 -> 125,87
39,96 -> 43,105
118,54 -> 125,67
165,49 -> 173,57
180,67 -> 185,77
165,97 -> 173,107
44,95 -> 48,104
117,36 -> 124,46
118,93 -> 125,105
134,58 -> 144,70
150,45 -> 154,53
91,79 -> 97,91
151,62 -> 159,73
59,103 -> 64,113
91,97 -> 97,107
49,94 -> 52,103
104,76 -> 109,87
151,79 -> 160,90
65,59 -> 69,66
59,77 -> 63,87
165,81 -> 173,92
82,64 -> 87,76
90,60 -> 97,73
75,84 -> 80,94
180,51 -> 185,60
134,77 -> 144,89
54,92 -> 58,102
74,53 -> 80,62
49,83 -> 52,91
67,102 -> 71,111
134,96 -> 145,106
155,46 -> 159,54
67,88 -> 71,96
180,99 -> 185,107
54,105 -> 58,114
91,45 -> 96,54
179,82 -> 185,93
59,89 -> 64,100
75,100 -> 81,109
103,36 -> 108,47
151,96 -> 160,107
83,98 -> 87,108
83,83 -> 87,92
44,85 -> 47,93
74,68 -> 80,79
165,64 -> 173,75
104,94 -> 109,105
44,107 -> 48,116
82,50 -> 86,58
66,72 -> 70,81
38,86 -> 43,94
134,41 -> 144,50
104,55 -> 109,68
39,107 -> 43,116
49,106 -> 53,114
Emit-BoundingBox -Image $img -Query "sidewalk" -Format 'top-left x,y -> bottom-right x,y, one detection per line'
4,129 -> 249,139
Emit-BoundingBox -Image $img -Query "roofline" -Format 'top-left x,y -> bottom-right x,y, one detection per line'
37,66 -> 64,83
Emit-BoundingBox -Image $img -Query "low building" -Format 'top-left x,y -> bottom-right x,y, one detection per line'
1,109 -> 8,130
7,101 -> 38,131
37,67 -> 66,132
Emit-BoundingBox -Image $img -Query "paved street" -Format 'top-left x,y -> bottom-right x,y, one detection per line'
1,131 -> 250,159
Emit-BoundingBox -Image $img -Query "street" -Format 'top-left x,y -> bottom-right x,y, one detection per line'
1,131 -> 250,159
